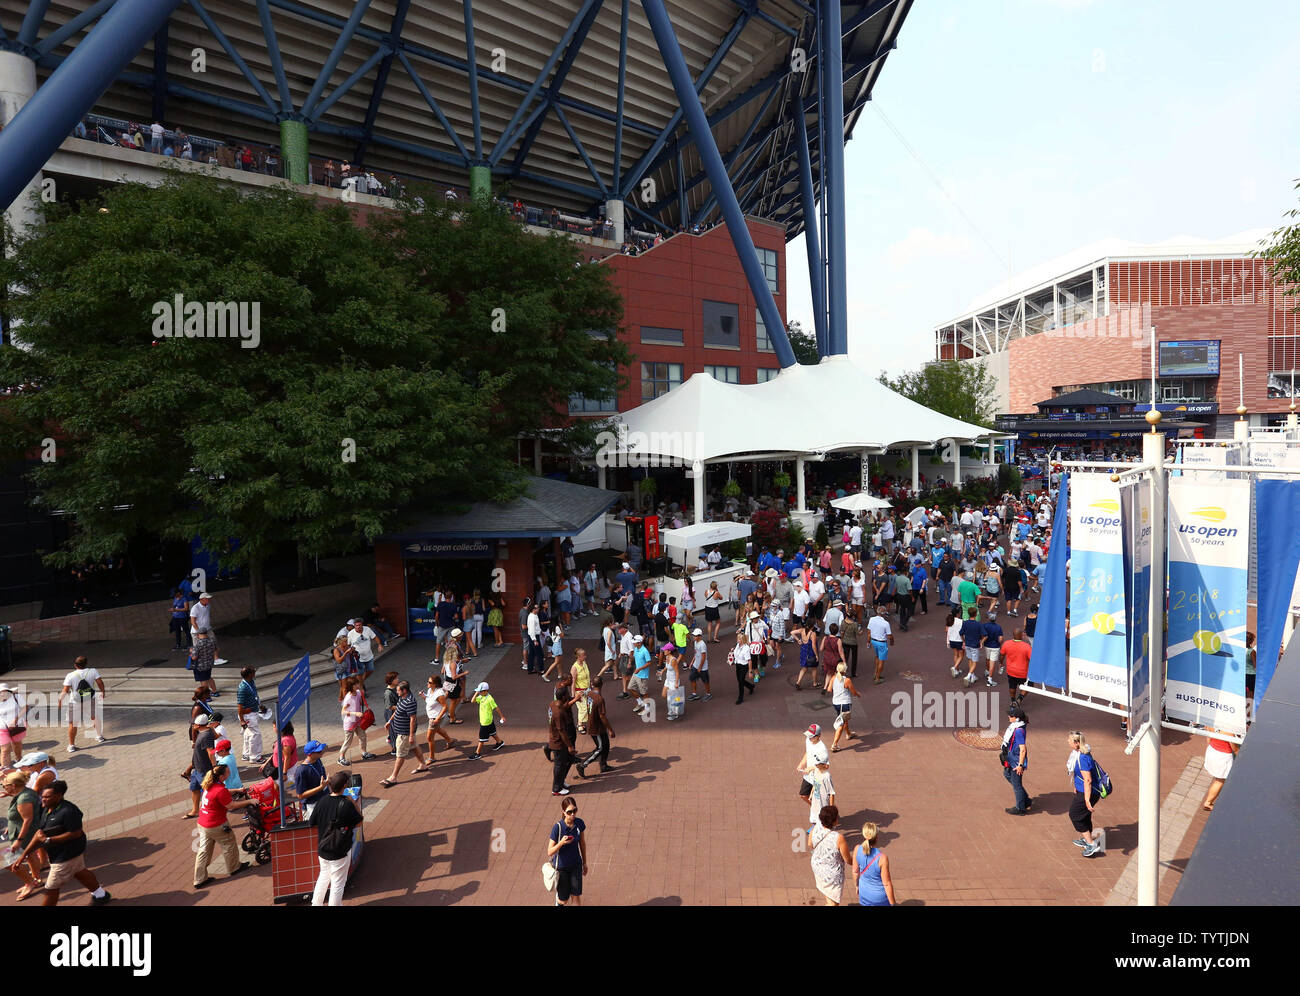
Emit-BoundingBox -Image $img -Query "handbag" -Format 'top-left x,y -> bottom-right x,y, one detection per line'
542,821 -> 562,892
359,691 -> 376,731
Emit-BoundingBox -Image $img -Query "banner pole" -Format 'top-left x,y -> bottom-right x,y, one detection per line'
1138,421 -> 1166,906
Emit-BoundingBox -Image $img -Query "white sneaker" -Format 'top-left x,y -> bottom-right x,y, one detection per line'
93,736 -> 106,744
949,666 -> 960,678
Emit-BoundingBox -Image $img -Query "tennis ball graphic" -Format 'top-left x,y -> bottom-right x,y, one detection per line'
1092,612 -> 1116,634
1192,630 -> 1222,654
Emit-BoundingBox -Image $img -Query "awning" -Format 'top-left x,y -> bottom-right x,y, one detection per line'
831,493 -> 892,512
660,521 -> 752,552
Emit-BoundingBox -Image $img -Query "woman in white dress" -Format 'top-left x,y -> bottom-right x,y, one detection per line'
808,803 -> 853,906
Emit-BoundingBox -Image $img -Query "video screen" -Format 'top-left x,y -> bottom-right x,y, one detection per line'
1158,340 -> 1219,377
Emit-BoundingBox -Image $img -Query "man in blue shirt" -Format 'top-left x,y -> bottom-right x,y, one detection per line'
955,610 -> 985,686
290,740 -> 330,817
434,598 -> 459,657
910,562 -> 929,615
628,636 -> 653,714
615,563 -> 638,595
982,612 -> 1004,688
737,571 -> 758,605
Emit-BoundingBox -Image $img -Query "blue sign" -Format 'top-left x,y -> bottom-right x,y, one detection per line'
408,607 -> 438,640
400,539 -> 493,559
277,653 -> 312,724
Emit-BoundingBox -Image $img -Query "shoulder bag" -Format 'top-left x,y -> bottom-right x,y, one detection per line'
542,821 -> 563,892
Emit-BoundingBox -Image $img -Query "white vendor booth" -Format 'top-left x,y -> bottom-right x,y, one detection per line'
654,521 -> 751,603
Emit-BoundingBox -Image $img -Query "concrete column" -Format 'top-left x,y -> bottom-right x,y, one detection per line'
0,51 -> 41,237
693,460 -> 705,525
952,442 -> 961,487
279,118 -> 309,184
469,165 -> 491,199
597,464 -> 607,490
605,198 -> 624,243
796,456 -> 806,512
910,445 -> 919,494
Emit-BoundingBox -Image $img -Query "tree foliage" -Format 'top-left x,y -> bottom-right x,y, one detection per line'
786,319 -> 820,365
1259,178 -> 1300,306
0,173 -> 624,617
878,360 -> 998,427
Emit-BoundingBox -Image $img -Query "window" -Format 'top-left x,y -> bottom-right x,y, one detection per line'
640,326 -> 683,346
705,365 -> 739,383
757,247 -> 779,294
702,300 -> 740,348
641,362 -> 683,401
568,361 -> 619,414
756,311 -> 773,352
755,367 -> 778,383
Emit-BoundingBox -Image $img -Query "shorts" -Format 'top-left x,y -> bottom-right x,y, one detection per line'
479,723 -> 497,743
628,675 -> 648,695
555,864 -> 583,902
964,646 -> 981,663
1007,676 -> 1025,693
193,667 -> 212,683
948,640 -> 962,650
0,727 -> 23,747
1069,790 -> 1101,833
872,640 -> 888,661
394,735 -> 412,759
551,641 -> 563,657
689,667 -> 709,683
833,703 -> 851,715
798,778 -> 812,800
704,607 -> 720,621
45,854 -> 86,890
189,770 -> 204,792
986,648 -> 1001,664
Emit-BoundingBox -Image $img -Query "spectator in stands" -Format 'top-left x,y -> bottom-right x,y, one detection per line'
150,120 -> 164,154
444,186 -> 458,200
264,149 -> 280,176
324,160 -> 336,187
341,161 -> 351,185
239,146 -> 255,171
74,120 -> 87,139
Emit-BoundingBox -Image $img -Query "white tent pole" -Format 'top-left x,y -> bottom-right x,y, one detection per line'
952,441 -> 960,487
796,456 -> 807,512
1138,425 -> 1166,907
693,460 -> 705,526
911,445 -> 919,494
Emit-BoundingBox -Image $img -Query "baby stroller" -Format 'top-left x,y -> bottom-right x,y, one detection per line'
239,777 -> 300,865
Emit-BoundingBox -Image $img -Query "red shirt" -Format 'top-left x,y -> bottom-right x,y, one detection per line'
1208,737 -> 1234,754
198,784 -> 232,827
1001,640 -> 1032,680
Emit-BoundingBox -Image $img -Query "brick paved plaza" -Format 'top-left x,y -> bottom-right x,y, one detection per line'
0,588 -> 1212,907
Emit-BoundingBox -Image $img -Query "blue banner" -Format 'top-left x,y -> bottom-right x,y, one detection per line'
1121,481 -> 1153,728
408,607 -> 438,640
1028,475 -> 1069,687
1068,475 -> 1128,703
1254,480 -> 1300,706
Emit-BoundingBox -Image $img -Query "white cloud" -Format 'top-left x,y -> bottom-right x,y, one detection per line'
885,227 -> 976,270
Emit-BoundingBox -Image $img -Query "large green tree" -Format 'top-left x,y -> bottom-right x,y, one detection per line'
372,194 -> 629,450
786,319 -> 820,365
1260,179 -> 1300,314
878,359 -> 998,427
0,174 -> 555,619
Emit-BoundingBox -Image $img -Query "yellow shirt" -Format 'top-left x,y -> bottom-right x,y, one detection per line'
571,660 -> 591,691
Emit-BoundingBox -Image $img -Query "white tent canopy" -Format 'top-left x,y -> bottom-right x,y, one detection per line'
606,355 -> 993,465
830,493 -> 892,512
660,521 -> 752,552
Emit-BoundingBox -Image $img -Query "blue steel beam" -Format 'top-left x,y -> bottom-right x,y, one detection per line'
397,51 -> 470,162
310,44 -> 386,121
0,0 -> 182,211
553,105 -> 607,197
617,4 -> 751,199
723,0 -> 797,37
795,113 -> 827,351
510,0 -> 604,174
353,0 -> 411,165
613,0 -> 628,193
255,0 -> 292,114
19,0 -> 52,47
34,0 -> 116,57
185,0 -> 277,110
844,0 -> 902,36
640,0 -> 795,368
300,0 -> 373,120
675,147 -> 685,226
622,199 -> 673,236
462,0 -> 482,159
687,84 -> 780,224
821,0 -> 847,356
265,0 -> 661,137
489,0 -> 603,165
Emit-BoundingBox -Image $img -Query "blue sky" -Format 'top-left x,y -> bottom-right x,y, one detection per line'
784,0 -> 1300,375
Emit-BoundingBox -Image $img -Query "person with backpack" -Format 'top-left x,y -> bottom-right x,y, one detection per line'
978,562 -> 1002,616
1001,704 -> 1030,814
1066,731 -> 1110,858
310,771 -> 363,906
57,656 -> 106,754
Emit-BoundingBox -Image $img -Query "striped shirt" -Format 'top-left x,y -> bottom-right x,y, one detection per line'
390,693 -> 418,737
236,679 -> 260,711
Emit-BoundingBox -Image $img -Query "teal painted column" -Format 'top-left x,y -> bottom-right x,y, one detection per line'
279,118 -> 309,184
469,165 -> 491,199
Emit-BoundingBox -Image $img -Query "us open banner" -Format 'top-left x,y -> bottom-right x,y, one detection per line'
1121,479 -> 1153,729
1165,478 -> 1250,735
1068,474 -> 1128,704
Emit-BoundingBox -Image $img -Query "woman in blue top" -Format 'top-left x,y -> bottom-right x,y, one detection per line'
854,822 -> 895,906
546,798 -> 588,906
170,589 -> 191,651
792,621 -> 819,691
1002,704 -> 1030,814
1067,731 -> 1104,857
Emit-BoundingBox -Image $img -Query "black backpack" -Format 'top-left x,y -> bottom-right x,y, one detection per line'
74,670 -> 95,698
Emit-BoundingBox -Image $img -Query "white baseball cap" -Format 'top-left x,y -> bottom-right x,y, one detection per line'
691,628 -> 702,636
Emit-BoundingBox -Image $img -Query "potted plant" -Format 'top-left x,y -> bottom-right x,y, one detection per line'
773,470 -> 791,491
722,479 -> 742,499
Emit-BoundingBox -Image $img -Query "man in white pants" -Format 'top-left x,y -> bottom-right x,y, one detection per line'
58,656 -> 106,752
310,771 -> 363,906
235,666 -> 265,763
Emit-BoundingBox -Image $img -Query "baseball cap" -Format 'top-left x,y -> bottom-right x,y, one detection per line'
633,635 -> 643,643
451,628 -> 462,637
660,643 -> 674,653
804,724 -> 821,738
214,739 -> 232,751
304,740 -> 327,754
197,592 -> 212,599
17,752 -> 49,767
691,628 -> 702,636
475,681 -> 490,693
193,714 -> 213,726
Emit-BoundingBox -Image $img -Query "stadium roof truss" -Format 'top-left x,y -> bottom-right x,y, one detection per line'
0,0 -> 913,364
